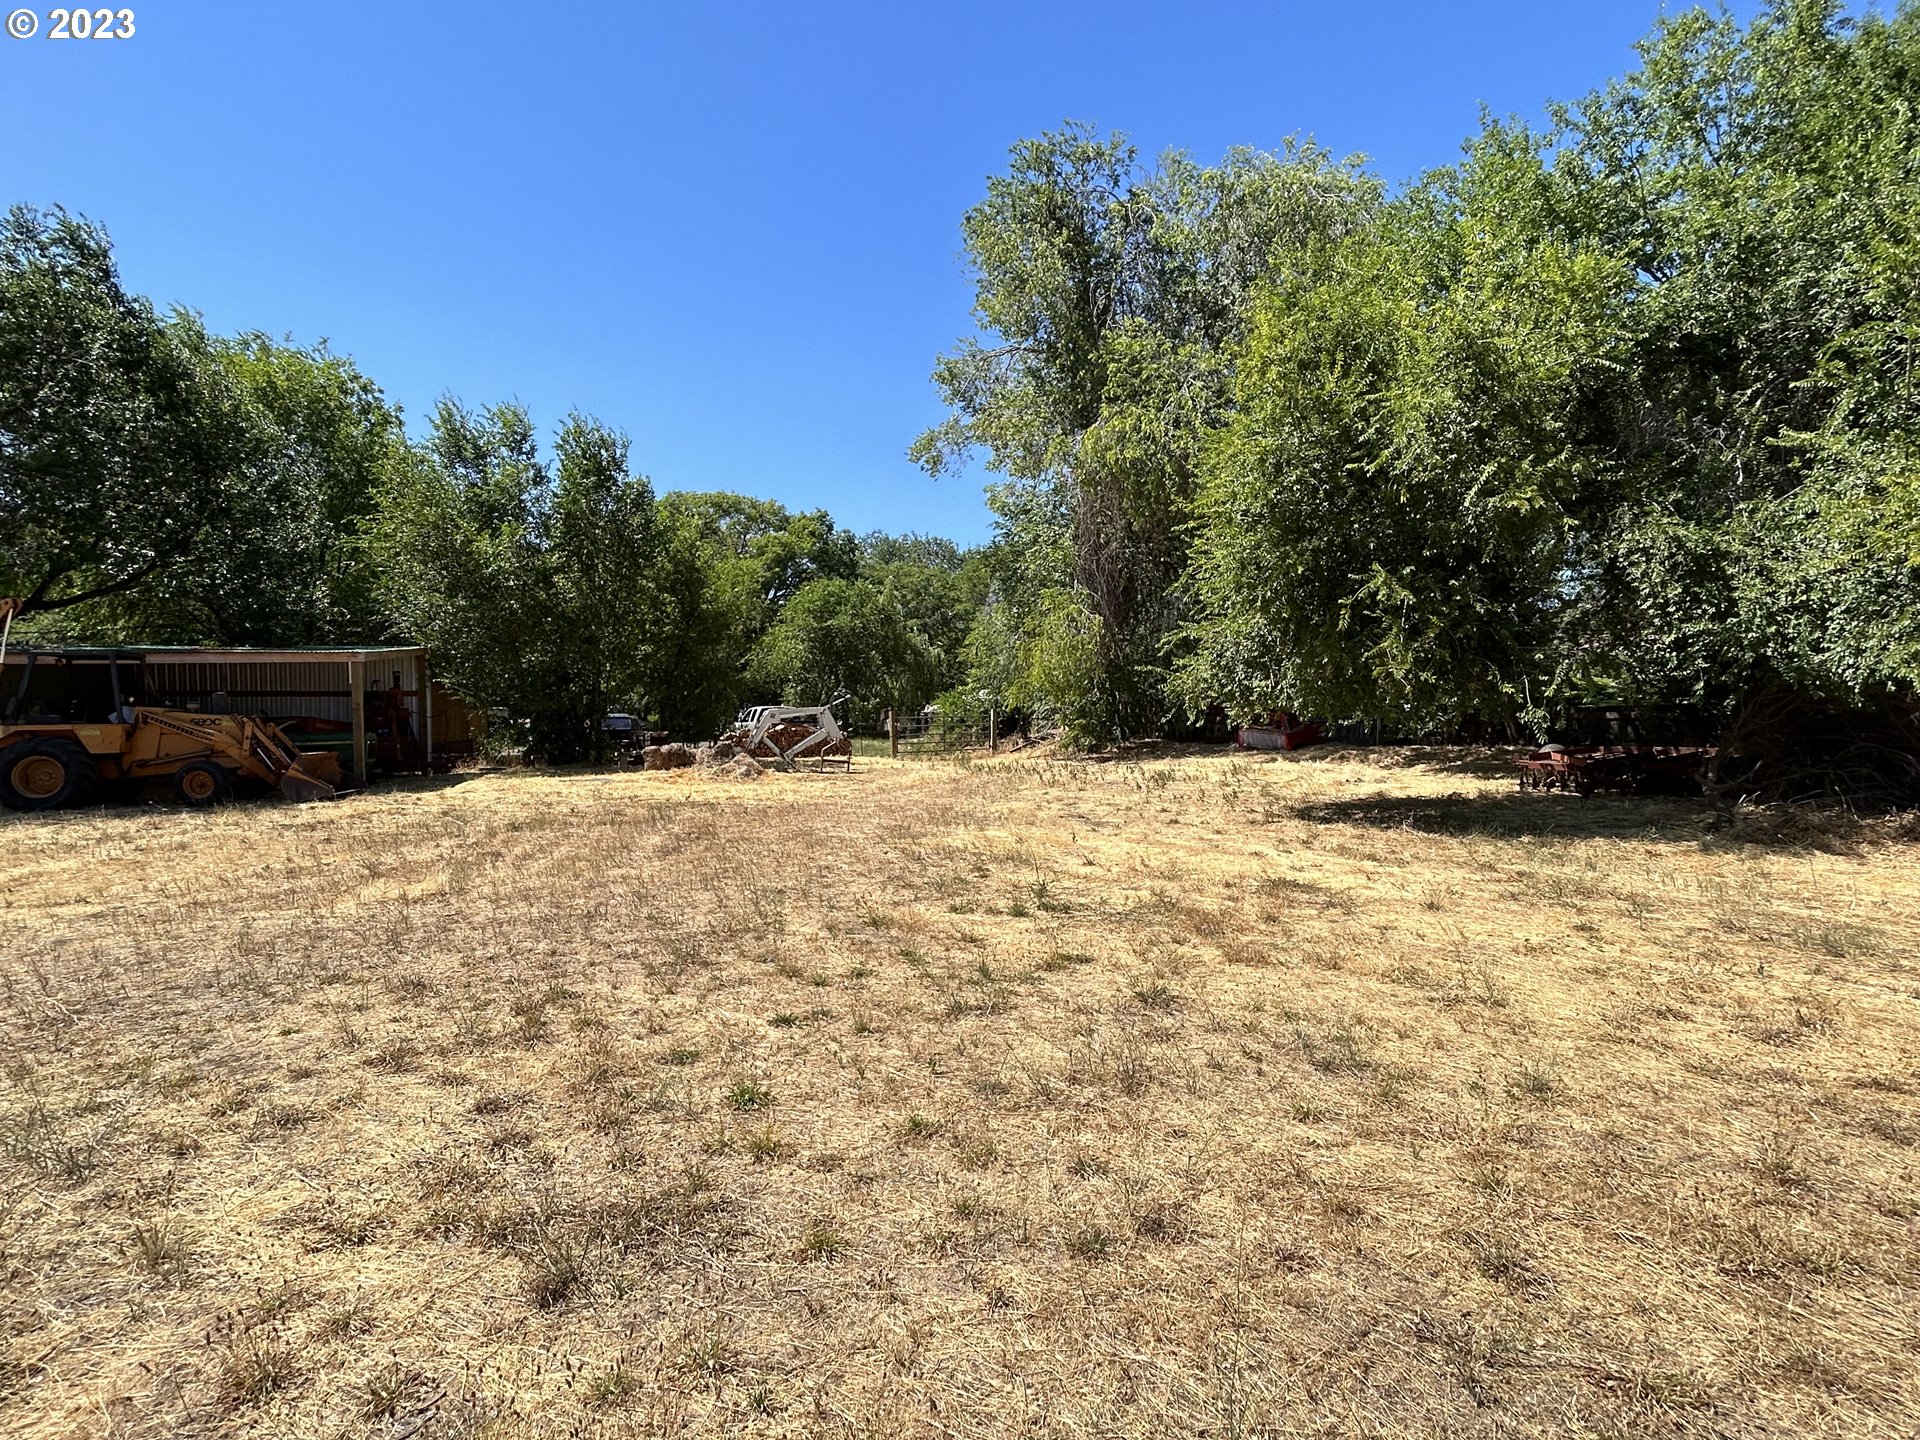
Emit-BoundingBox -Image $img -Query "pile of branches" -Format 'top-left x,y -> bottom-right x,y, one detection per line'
736,722 -> 851,761
639,740 -> 763,779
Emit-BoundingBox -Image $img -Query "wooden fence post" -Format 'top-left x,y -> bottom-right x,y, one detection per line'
347,656 -> 368,785
887,708 -> 898,759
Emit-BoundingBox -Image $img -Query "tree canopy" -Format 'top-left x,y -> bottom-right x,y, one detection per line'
362,402 -> 666,761
0,207 -> 249,622
930,1 -> 1919,749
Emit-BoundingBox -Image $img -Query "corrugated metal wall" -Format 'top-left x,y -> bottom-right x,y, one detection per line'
139,655 -> 425,733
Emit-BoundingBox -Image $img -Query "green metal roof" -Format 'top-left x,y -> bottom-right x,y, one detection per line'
4,643 -> 425,663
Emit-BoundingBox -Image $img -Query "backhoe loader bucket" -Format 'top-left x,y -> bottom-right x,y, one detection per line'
276,749 -> 340,802
238,720 -> 340,803
296,751 -> 343,789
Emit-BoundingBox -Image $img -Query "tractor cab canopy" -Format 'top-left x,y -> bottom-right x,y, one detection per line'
1,647 -> 142,726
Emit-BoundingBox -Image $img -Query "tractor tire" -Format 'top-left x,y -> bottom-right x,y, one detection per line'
172,761 -> 234,807
1,738 -> 97,812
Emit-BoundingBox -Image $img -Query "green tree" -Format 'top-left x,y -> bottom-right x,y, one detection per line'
856,531 -> 989,695
915,127 -> 1381,741
644,503 -> 756,736
1545,0 -> 1920,708
1182,128 -> 1629,728
367,402 -> 661,760
539,414 -> 662,749
1183,0 -> 1920,736
110,334 -> 408,644
644,493 -> 863,735
749,576 -> 937,726
0,207 -> 249,623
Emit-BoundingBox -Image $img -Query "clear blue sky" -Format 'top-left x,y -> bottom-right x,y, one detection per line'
1,2 -> 1759,545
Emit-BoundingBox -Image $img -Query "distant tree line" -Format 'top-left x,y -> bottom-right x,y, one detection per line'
0,210 -> 988,760
920,0 -> 1920,767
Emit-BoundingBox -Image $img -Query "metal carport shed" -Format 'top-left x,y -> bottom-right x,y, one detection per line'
1,644 -> 432,785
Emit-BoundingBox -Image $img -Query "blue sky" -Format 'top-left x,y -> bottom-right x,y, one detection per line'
2,2 -> 1760,544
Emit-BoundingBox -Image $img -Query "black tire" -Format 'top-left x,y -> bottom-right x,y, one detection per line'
172,761 -> 233,807
1,738 -> 96,812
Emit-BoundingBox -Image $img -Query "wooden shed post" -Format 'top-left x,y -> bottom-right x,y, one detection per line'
348,656 -> 367,784
422,652 -> 433,770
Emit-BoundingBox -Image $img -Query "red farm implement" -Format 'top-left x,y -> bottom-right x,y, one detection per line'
1515,744 -> 1714,797
1235,715 -> 1325,751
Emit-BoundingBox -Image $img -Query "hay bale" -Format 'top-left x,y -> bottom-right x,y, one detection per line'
722,756 -> 765,781
641,743 -> 697,771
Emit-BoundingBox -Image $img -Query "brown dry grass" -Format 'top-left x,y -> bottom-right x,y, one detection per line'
1,747 -> 1916,1438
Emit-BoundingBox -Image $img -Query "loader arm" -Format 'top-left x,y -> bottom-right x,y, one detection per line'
734,704 -> 848,770
239,715 -> 338,801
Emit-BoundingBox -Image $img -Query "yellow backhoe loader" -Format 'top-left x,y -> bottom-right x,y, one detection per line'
0,598 -> 340,812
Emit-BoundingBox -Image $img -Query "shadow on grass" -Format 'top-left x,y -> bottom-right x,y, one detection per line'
1290,789 -> 1905,853
1282,744 -> 1517,780
1291,790 -> 1714,845
1076,740 -> 1521,779
0,767 -> 488,825
369,770 -> 491,794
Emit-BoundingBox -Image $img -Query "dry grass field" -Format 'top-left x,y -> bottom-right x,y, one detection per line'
1,747 -> 1916,1439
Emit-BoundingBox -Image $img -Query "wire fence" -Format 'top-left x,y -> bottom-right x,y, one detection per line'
846,710 -> 989,758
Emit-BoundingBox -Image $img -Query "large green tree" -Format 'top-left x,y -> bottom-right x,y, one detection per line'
2,208 -> 409,646
367,402 -> 661,761
188,335 -> 406,643
644,493 -> 862,735
749,576 -> 938,726
1182,128 -> 1629,728
1548,0 -> 1920,709
100,334 -> 409,645
857,530 -> 989,694
1182,0 -> 1920,736
915,128 -> 1382,741
0,206 -> 249,623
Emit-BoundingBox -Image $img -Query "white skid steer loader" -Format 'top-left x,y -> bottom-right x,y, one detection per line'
729,702 -> 852,770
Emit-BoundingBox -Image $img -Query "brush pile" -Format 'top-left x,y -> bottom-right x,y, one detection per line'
639,739 -> 768,779
640,743 -> 698,771
739,721 -> 815,758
